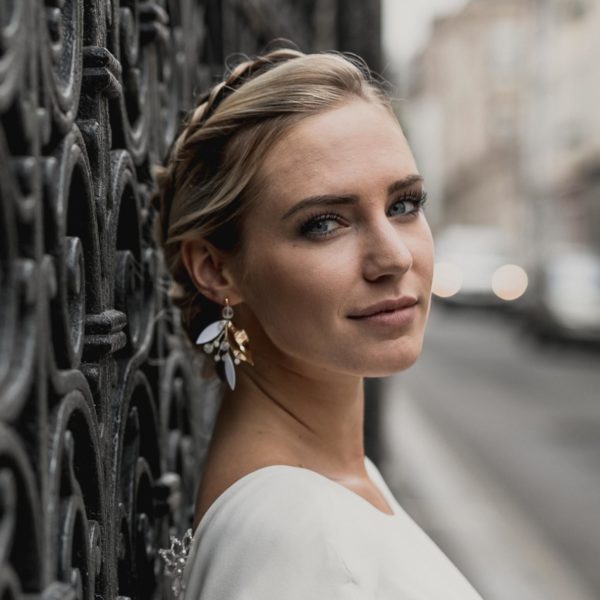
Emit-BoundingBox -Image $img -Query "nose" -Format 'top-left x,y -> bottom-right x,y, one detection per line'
361,219 -> 413,282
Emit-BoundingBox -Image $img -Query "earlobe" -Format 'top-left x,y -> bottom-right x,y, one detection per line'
180,239 -> 241,304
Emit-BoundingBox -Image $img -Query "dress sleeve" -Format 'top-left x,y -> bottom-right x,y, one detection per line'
181,468 -> 365,600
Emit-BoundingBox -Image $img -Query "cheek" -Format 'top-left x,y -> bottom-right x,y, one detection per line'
241,243 -> 355,346
413,224 -> 435,283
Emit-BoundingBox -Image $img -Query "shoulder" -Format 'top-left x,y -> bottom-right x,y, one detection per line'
194,455 -> 391,543
183,467 -> 360,599
198,465 -> 339,538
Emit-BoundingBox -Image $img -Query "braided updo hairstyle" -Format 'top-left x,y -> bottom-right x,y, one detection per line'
151,47 -> 392,376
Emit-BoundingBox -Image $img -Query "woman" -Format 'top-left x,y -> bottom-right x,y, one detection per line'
153,48 -> 482,599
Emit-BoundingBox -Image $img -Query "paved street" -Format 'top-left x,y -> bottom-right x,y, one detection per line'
381,303 -> 600,600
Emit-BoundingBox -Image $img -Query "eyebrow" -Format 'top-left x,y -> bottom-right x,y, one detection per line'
387,174 -> 423,195
281,174 -> 424,220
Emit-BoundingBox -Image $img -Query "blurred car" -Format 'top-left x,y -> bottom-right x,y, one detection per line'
523,244 -> 600,344
432,225 -> 528,307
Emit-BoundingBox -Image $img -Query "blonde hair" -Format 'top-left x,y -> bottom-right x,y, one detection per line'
152,48 -> 391,355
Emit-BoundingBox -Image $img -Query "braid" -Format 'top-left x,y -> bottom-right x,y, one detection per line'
178,49 -> 304,153
199,50 -> 304,125
152,49 -> 304,244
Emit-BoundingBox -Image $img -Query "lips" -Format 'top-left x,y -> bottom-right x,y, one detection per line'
348,296 -> 418,318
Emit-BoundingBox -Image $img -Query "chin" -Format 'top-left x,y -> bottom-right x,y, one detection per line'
368,358 -> 419,378
354,341 -> 424,378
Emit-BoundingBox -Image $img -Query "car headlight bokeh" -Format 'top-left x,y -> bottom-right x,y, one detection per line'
492,264 -> 528,301
432,261 -> 463,298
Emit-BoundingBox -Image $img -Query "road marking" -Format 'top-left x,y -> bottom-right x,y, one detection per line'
380,383 -> 597,600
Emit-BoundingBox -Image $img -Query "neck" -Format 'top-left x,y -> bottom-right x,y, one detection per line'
219,350 -> 367,476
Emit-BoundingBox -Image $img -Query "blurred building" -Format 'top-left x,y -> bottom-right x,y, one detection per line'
523,0 -> 600,253
404,0 -> 600,255
405,0 -> 533,241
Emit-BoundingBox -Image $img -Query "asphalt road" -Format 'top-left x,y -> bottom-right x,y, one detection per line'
381,302 -> 600,600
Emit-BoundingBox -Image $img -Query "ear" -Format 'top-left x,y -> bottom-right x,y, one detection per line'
180,238 -> 242,304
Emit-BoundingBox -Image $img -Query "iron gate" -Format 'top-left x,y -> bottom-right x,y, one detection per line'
0,1 -> 226,597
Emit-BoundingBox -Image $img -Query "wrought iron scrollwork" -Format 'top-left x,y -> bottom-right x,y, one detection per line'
0,1 -> 223,598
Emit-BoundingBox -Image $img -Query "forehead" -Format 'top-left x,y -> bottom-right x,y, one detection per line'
256,99 -> 418,205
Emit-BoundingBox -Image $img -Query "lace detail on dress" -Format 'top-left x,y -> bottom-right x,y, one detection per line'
159,528 -> 193,597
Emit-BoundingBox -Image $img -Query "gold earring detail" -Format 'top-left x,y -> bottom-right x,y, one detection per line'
195,298 -> 253,390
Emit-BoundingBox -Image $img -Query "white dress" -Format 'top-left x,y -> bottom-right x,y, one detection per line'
168,457 -> 483,599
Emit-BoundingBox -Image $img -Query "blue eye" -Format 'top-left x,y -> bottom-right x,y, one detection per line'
388,202 -> 412,216
299,213 -> 344,237
388,192 -> 428,217
298,192 -> 427,239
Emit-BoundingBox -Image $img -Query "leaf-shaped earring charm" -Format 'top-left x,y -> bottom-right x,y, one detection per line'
195,298 -> 252,390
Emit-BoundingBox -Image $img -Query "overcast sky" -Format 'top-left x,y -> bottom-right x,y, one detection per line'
382,0 -> 468,64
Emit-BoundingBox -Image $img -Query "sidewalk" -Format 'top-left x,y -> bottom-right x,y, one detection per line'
380,380 -> 597,600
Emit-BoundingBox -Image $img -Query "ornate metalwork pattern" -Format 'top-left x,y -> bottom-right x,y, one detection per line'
0,1 -> 224,598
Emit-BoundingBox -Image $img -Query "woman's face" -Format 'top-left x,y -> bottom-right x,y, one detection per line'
232,98 -> 434,378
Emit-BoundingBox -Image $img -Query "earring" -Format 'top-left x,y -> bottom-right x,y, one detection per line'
195,298 -> 253,390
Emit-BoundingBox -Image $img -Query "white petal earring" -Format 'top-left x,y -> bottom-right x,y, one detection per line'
195,298 -> 253,390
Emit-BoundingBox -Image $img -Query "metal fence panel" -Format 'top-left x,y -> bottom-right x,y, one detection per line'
0,1 -> 223,597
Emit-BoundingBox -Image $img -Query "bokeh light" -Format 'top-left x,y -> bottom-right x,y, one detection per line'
432,261 -> 463,298
491,264 -> 528,301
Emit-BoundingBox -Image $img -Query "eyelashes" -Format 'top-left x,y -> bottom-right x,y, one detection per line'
299,212 -> 345,237
389,190 -> 428,216
299,190 -> 428,238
